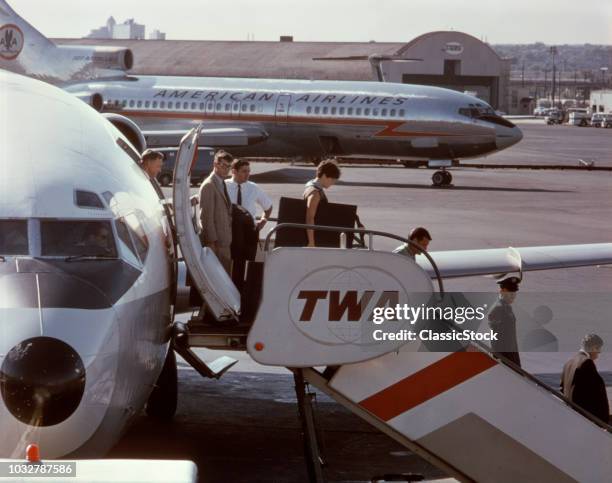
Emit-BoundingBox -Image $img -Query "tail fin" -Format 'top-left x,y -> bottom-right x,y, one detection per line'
1,1 -> 133,83
0,0 -> 60,79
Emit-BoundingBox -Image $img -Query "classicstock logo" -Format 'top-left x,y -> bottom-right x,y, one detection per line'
288,266 -> 424,346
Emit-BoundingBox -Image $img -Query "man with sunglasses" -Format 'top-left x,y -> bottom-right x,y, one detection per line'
198,150 -> 234,273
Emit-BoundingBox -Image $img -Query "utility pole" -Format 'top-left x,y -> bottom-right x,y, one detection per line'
550,46 -> 557,107
574,69 -> 578,100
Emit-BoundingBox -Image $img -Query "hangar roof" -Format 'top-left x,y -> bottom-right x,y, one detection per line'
54,38 -> 405,80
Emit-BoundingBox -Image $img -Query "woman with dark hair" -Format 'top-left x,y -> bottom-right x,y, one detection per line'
303,160 -> 341,247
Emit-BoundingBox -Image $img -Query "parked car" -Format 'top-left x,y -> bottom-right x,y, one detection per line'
545,109 -> 564,125
568,109 -> 591,127
591,113 -> 612,128
156,147 -> 215,187
534,106 -> 549,117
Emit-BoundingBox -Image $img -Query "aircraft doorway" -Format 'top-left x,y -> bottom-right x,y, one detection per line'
275,95 -> 291,124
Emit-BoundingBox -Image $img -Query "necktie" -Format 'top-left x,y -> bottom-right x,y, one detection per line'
237,184 -> 242,206
222,180 -> 230,205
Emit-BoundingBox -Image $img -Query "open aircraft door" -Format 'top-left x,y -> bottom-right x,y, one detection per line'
172,126 -> 241,320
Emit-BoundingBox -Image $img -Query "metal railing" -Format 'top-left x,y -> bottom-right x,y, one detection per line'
263,222 -> 444,294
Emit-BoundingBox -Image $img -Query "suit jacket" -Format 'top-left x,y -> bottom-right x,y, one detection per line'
231,204 -> 258,260
561,351 -> 609,423
199,172 -> 232,247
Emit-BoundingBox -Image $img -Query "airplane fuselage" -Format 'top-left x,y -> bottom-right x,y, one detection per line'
65,76 -> 522,160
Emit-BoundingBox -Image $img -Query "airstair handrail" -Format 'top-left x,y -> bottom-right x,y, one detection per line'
263,223 -> 444,294
482,344 -> 612,432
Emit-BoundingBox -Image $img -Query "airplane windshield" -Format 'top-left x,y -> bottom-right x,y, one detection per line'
459,103 -> 516,128
0,220 -> 29,255
40,220 -> 118,258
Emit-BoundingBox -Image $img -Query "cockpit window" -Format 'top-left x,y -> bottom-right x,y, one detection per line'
458,104 -> 516,128
40,220 -> 117,257
0,220 -> 28,255
75,190 -> 104,209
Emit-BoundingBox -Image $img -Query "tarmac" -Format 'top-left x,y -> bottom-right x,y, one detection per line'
110,121 -> 612,482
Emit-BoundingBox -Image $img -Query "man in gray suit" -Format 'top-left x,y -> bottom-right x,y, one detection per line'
198,150 -> 233,273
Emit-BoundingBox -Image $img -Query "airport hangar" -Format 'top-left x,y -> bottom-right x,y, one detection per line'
56,31 -> 512,113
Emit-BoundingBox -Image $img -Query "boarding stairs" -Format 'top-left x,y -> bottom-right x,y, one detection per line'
171,126 -> 612,483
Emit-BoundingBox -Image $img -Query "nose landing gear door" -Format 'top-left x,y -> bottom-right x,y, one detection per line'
172,126 -> 241,320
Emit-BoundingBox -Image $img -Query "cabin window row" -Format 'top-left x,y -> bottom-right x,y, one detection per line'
305,105 -> 405,117
108,99 -> 264,113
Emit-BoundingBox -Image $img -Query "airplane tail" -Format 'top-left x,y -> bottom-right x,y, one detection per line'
0,0 -> 58,78
0,0 -> 132,84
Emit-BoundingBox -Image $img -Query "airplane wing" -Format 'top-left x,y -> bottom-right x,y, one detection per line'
144,127 -> 269,148
416,243 -> 612,279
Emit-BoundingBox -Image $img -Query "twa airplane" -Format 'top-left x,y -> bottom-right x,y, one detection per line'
0,0 -> 522,186
2,71 -> 612,482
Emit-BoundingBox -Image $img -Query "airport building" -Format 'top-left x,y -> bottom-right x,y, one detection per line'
58,31 -> 512,111
590,89 -> 612,113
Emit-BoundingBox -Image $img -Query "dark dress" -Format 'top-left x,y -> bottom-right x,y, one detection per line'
561,351 -> 610,423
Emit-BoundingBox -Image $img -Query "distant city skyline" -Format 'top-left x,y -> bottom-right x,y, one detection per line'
12,0 -> 612,44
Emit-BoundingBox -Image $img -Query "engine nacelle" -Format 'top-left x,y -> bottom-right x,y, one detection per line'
102,113 -> 147,154
72,91 -> 104,112
56,45 -> 134,72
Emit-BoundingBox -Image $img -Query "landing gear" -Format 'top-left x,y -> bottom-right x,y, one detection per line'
146,348 -> 178,420
432,170 -> 452,187
294,369 -> 326,483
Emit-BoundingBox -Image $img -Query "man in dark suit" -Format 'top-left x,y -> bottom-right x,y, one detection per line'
561,334 -> 609,423
488,275 -> 522,367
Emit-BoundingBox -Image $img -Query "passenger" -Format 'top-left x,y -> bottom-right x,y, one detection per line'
140,149 -> 164,182
198,150 -> 233,273
393,227 -> 432,260
225,159 -> 273,291
488,275 -> 521,367
303,160 -> 341,247
561,334 -> 610,423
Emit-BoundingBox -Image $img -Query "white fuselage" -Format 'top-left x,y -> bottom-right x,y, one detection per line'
0,71 -> 174,458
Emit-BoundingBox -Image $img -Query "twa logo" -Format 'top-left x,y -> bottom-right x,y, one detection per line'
0,24 -> 23,60
288,267 -> 409,345
297,290 -> 398,322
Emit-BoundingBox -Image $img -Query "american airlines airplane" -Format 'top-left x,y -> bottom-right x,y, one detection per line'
2,71 -> 612,478
0,0 -> 522,186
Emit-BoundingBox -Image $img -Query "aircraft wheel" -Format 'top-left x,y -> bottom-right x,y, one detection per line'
432,171 -> 445,186
443,171 -> 453,185
146,348 -> 178,420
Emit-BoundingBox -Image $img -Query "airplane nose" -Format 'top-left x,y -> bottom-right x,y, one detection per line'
0,337 -> 86,427
496,124 -> 523,150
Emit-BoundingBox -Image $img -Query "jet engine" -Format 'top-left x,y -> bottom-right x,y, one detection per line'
71,91 -> 104,112
55,45 -> 134,72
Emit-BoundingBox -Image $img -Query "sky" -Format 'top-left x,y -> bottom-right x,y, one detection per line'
8,0 -> 612,44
